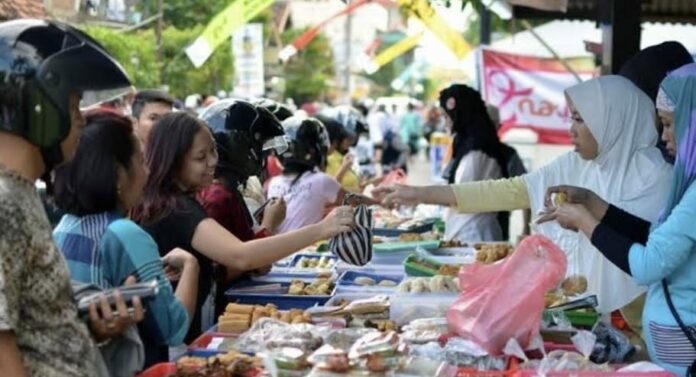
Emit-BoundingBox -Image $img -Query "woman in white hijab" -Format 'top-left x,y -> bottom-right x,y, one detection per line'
374,75 -> 672,318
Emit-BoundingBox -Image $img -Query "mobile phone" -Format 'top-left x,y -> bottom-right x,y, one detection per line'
77,280 -> 159,317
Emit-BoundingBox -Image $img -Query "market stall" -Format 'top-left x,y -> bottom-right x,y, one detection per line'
137,206 -> 674,377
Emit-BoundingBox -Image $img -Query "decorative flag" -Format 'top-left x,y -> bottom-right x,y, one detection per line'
397,0 -> 472,59
363,32 -> 423,74
185,0 -> 274,68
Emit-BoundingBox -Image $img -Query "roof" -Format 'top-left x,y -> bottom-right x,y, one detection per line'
0,0 -> 46,21
488,20 -> 696,58
513,0 -> 696,24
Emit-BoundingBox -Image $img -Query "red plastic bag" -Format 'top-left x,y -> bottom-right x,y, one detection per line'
447,235 -> 567,355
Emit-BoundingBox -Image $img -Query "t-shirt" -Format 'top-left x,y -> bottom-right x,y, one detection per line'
444,151 -> 504,242
54,212 -> 189,367
325,151 -> 360,191
141,195 -> 210,343
267,171 -> 341,234
0,164 -> 98,376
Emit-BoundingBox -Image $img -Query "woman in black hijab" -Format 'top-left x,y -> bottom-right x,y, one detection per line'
439,84 -> 526,241
619,41 -> 693,163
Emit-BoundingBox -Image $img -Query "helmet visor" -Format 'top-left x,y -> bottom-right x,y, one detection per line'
263,135 -> 288,155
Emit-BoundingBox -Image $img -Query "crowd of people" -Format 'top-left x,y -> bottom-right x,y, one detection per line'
1,18 -> 696,377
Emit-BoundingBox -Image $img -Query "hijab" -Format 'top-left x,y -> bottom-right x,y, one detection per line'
619,41 -> 694,163
525,75 -> 672,313
439,84 -> 507,184
658,63 -> 696,222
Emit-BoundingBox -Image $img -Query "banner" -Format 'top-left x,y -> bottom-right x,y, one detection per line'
185,0 -> 274,68
363,33 -> 423,74
398,0 -> 471,59
480,48 -> 595,144
279,0 -> 368,62
232,23 -> 265,97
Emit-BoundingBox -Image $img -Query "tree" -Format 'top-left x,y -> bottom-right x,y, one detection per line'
160,26 -> 234,98
281,28 -> 335,105
85,26 -> 233,99
137,0 -> 229,30
85,27 -> 159,89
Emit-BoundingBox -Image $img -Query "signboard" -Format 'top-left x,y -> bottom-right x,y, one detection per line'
232,23 -> 265,97
480,48 -> 595,144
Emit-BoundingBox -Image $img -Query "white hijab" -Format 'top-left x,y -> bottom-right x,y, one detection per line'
524,75 -> 672,313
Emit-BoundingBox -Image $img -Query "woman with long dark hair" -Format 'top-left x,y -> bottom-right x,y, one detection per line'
53,111 -> 199,368
132,112 -> 355,341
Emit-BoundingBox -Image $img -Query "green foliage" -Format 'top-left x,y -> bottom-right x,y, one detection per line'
281,28 -> 335,104
137,0 -> 229,30
84,26 -> 233,99
160,26 -> 234,97
84,27 -> 159,89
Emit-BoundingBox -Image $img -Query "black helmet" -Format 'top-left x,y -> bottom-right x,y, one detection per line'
279,116 -> 330,171
322,105 -> 368,136
0,19 -> 131,169
200,99 -> 287,185
253,98 -> 294,121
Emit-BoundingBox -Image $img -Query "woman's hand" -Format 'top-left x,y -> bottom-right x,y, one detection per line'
317,206 -> 355,239
88,276 -> 144,343
340,154 -> 355,170
544,185 -> 609,220
262,197 -> 286,232
538,203 -> 600,236
372,184 -> 419,208
162,248 -> 198,281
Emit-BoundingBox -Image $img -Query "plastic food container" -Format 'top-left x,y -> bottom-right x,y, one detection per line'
389,292 -> 458,326
225,280 -> 335,310
373,219 -> 436,237
335,261 -> 405,275
335,271 -> 403,293
372,241 -> 440,265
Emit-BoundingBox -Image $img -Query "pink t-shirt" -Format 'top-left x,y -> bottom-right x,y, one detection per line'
268,171 -> 341,234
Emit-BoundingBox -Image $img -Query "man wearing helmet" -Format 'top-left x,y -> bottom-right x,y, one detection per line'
197,99 -> 288,315
0,20 -> 139,376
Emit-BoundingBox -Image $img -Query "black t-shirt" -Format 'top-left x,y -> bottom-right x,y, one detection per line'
142,195 -> 212,343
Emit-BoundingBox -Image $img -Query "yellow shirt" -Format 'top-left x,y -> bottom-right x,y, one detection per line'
326,151 -> 360,191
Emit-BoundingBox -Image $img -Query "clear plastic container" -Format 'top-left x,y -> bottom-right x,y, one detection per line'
389,293 -> 458,326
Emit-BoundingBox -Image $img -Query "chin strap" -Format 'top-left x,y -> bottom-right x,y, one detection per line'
40,145 -> 63,181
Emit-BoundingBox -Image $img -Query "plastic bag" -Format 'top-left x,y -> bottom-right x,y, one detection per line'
328,194 -> 372,266
447,235 -> 567,355
590,321 -> 636,363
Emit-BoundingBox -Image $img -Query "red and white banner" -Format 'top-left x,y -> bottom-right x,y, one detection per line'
480,48 -> 595,144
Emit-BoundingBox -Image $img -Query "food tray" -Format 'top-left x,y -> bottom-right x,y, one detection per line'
335,261 -> 404,275
372,240 -> 440,265
404,253 -> 443,277
249,270 -> 335,283
287,253 -> 338,271
187,332 -> 240,357
390,292 -> 458,326
513,371 -> 675,377
137,362 -> 263,377
324,292 -> 385,307
335,270 -> 403,293
224,280 -> 335,310
543,309 -> 599,328
373,219 -> 436,237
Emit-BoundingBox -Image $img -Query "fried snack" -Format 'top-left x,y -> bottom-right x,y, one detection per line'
475,243 -> 515,264
561,275 -> 588,296
553,192 -> 568,207
545,292 -> 568,308
437,264 -> 461,276
439,240 -> 465,248
224,303 -> 255,315
218,318 -> 250,333
399,233 -> 423,242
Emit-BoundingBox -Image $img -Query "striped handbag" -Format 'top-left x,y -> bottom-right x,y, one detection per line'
329,195 -> 373,266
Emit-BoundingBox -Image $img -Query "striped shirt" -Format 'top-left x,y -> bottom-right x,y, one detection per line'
53,212 -> 189,366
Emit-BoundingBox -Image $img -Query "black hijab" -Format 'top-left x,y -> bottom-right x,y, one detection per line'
439,84 -> 508,183
618,41 -> 693,163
